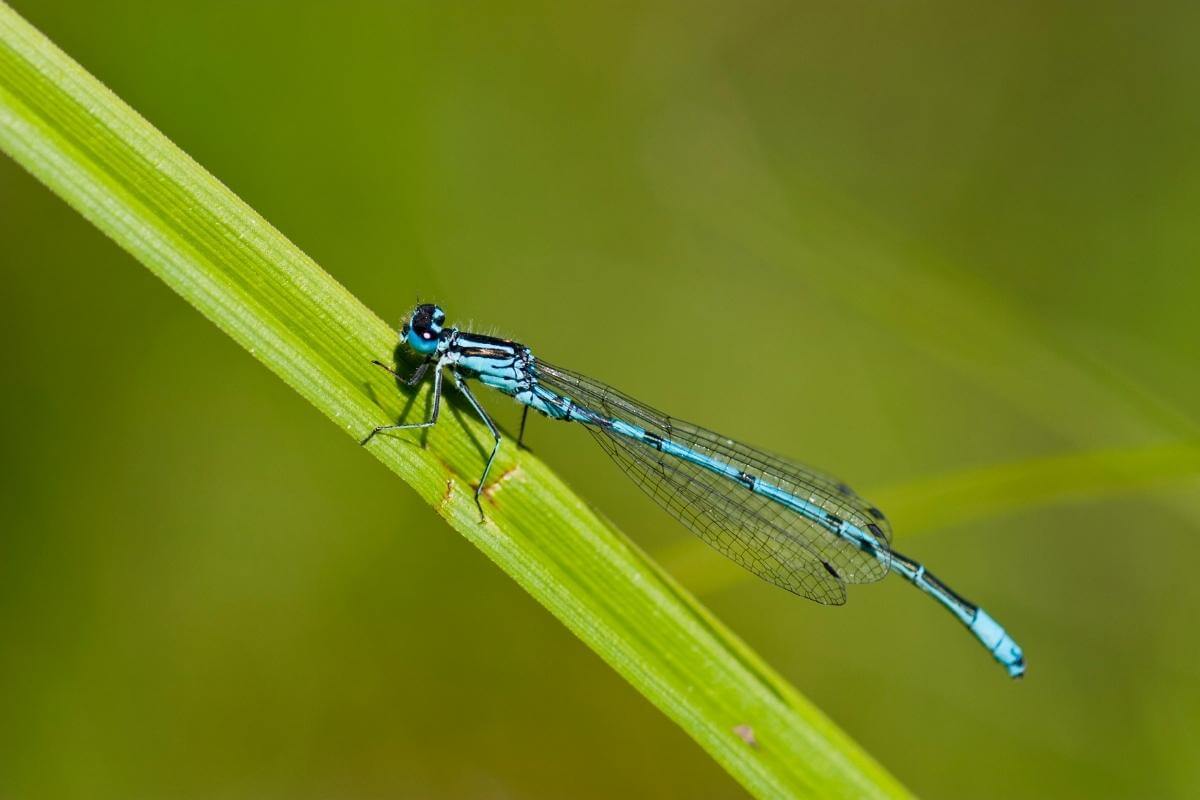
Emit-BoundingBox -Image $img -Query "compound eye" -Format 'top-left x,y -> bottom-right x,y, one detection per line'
403,304 -> 443,355
405,325 -> 438,354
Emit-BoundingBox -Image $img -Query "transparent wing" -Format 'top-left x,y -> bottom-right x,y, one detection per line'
535,361 -> 891,592
585,414 -> 847,604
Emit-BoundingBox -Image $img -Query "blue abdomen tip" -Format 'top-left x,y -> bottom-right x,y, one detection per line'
970,608 -> 1026,679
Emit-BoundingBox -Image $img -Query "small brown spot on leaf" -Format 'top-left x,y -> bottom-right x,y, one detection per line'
483,465 -> 523,501
733,724 -> 759,749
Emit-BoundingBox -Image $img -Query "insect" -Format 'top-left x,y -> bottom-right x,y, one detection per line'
362,304 -> 1025,677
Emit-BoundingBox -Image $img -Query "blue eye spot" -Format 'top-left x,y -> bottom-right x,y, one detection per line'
404,303 -> 445,355
406,325 -> 439,354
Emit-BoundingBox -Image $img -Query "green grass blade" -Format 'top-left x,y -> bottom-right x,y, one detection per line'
664,442 -> 1200,596
868,441 -> 1200,537
0,5 -> 910,797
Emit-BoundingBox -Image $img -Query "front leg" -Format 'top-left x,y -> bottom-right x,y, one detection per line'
370,358 -> 430,387
360,361 -> 443,446
450,372 -> 502,521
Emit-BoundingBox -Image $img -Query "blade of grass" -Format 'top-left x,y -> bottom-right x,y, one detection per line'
0,5 -> 910,798
650,86 -> 1200,447
869,441 -> 1200,535
663,441 -> 1200,596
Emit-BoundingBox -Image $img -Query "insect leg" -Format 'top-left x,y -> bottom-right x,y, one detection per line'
517,405 -> 531,449
360,362 -> 443,445
451,372 -> 502,521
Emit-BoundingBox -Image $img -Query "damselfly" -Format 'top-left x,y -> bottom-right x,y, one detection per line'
362,304 -> 1025,678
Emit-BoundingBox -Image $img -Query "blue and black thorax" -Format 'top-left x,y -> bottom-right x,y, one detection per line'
405,304 -> 590,424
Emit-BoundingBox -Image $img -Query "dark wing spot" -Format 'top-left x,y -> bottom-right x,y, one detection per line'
868,506 -> 886,521
867,523 -> 886,542
822,561 -> 841,579
835,482 -> 854,496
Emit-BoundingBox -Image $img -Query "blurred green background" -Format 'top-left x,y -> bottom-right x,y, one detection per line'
3,2 -> 1198,798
